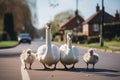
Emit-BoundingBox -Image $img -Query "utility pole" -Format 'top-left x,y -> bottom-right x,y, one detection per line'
100,0 -> 104,47
76,0 -> 78,11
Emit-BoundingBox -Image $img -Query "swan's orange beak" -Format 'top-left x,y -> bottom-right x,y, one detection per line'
45,23 -> 51,30
68,36 -> 73,41
48,26 -> 51,29
46,25 -> 50,29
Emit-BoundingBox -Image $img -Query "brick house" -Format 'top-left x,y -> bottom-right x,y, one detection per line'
82,4 -> 115,37
60,10 -> 84,32
56,4 -> 120,42
58,10 -> 84,42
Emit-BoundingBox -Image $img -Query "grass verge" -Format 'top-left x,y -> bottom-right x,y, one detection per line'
54,41 -> 120,52
0,41 -> 18,48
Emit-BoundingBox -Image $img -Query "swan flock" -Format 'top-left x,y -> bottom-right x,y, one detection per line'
20,23 -> 99,70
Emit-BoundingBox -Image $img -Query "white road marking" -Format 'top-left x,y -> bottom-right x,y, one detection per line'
21,65 -> 30,80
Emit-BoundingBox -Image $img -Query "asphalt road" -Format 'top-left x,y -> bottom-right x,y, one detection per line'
0,39 -> 120,80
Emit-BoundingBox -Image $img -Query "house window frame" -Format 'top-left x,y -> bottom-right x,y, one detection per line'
93,24 -> 99,32
83,24 -> 88,32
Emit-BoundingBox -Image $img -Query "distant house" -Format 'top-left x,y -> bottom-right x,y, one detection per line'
59,10 -> 84,32
57,10 -> 84,42
82,4 -> 115,37
55,4 -> 120,42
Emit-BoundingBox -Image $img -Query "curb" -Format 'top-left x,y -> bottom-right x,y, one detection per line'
78,46 -> 120,54
53,42 -> 120,54
0,44 -> 19,49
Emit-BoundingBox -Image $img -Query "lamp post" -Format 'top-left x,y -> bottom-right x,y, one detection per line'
100,0 -> 104,47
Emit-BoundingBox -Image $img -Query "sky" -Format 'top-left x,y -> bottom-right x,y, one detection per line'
32,0 -> 120,29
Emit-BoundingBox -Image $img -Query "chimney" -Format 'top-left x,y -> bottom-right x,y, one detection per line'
96,3 -> 100,12
115,10 -> 119,21
75,10 -> 78,16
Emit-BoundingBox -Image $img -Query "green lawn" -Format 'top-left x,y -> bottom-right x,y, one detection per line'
54,41 -> 120,52
0,41 -> 18,48
77,41 -> 120,51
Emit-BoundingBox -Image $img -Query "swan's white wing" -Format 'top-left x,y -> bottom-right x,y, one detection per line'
51,44 -> 60,61
59,44 -> 67,52
83,53 -> 89,62
72,46 -> 80,57
37,45 -> 46,56
93,52 -> 99,63
71,46 -> 80,63
59,44 -> 67,62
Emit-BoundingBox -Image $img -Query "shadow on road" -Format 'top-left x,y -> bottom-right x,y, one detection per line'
32,68 -> 120,77
0,53 -> 20,58
32,67 -> 119,72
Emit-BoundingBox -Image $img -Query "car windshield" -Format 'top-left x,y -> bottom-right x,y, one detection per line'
19,33 -> 30,37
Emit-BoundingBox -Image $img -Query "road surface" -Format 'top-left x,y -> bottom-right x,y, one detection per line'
0,39 -> 120,80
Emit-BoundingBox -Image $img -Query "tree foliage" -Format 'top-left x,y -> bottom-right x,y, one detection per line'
0,0 -> 36,40
51,10 -> 74,33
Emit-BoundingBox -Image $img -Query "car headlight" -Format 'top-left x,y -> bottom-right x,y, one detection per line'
18,37 -> 21,41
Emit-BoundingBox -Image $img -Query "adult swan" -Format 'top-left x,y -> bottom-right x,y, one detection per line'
59,32 -> 79,69
37,23 -> 60,69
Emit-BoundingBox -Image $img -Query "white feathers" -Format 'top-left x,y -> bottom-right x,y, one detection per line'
20,49 -> 36,69
83,48 -> 99,69
19,24 -> 100,70
36,23 -> 60,69
59,32 -> 79,69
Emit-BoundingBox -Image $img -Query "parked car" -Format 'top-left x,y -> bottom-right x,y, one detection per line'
18,33 -> 32,44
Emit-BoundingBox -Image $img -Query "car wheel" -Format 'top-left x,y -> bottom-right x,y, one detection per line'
28,41 -> 31,44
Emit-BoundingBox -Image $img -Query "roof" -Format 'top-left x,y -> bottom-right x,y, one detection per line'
82,10 -> 115,24
60,14 -> 84,30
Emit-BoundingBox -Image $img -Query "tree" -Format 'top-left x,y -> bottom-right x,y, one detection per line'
0,0 -> 37,40
51,10 -> 74,33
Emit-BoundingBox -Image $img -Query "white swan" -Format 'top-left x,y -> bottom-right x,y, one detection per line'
59,32 -> 79,69
37,23 -> 60,69
20,49 -> 36,69
83,48 -> 99,70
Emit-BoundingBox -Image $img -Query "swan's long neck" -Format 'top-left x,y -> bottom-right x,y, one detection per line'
46,29 -> 51,51
67,38 -> 72,49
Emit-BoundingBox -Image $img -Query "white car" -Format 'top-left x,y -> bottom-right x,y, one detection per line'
18,33 -> 32,44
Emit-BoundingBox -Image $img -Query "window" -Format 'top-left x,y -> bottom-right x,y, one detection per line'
83,24 -> 88,32
93,24 -> 99,32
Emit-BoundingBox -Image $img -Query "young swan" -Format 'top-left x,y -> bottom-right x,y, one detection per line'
83,48 -> 99,70
20,49 -> 36,69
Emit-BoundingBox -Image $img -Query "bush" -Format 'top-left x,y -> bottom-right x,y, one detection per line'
87,36 -> 99,44
113,36 -> 120,41
73,35 -> 87,44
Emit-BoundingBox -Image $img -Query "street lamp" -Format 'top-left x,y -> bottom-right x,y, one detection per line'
100,0 -> 104,47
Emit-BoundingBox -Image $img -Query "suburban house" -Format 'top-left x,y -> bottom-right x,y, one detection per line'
57,10 -> 84,42
82,4 -> 115,37
54,4 -> 120,43
60,10 -> 84,32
